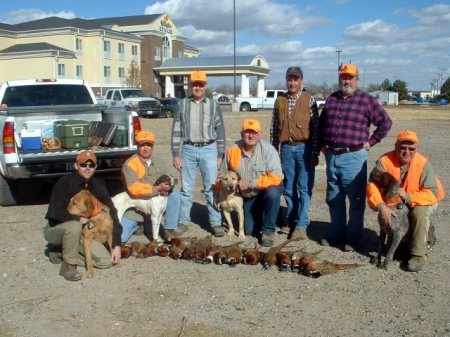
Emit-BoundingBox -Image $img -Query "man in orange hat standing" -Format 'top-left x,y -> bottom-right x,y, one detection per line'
44,150 -> 122,281
367,130 -> 445,272
120,130 -> 183,242
319,63 -> 392,252
171,70 -> 226,237
219,118 -> 283,247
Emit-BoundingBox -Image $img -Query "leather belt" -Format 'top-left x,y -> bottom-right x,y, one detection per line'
282,140 -> 303,146
184,140 -> 215,147
329,144 -> 364,154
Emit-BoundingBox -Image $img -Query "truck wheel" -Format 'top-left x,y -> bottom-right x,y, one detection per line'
163,109 -> 173,118
240,103 -> 251,112
0,175 -> 18,206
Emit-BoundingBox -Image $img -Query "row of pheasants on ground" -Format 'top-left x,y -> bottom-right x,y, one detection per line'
121,237 -> 364,278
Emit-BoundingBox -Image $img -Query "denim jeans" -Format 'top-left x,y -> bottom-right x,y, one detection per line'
280,142 -> 315,230
120,189 -> 181,243
325,148 -> 368,243
243,184 -> 283,236
179,143 -> 221,226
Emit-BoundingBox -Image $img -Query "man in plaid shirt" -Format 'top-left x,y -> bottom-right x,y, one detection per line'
319,63 -> 392,252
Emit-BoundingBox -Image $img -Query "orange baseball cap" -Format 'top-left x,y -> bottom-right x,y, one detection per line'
397,130 -> 419,144
135,130 -> 155,144
190,70 -> 207,83
242,118 -> 261,133
76,150 -> 97,164
339,63 -> 358,77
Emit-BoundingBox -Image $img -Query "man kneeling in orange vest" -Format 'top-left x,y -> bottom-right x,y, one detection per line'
366,130 -> 445,272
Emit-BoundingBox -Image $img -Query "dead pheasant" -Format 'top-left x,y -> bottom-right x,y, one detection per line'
242,244 -> 264,265
304,260 -> 365,278
262,238 -> 301,269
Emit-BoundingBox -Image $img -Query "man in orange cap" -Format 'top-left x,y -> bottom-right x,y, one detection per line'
44,150 -> 122,281
219,118 -> 283,247
171,70 -> 226,237
367,130 -> 445,272
319,63 -> 392,252
120,130 -> 183,242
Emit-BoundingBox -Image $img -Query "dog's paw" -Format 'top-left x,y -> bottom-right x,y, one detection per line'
86,270 -> 96,278
238,233 -> 245,241
227,229 -> 235,236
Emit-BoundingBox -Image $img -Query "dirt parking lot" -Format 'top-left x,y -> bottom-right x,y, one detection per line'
1,104 -> 449,337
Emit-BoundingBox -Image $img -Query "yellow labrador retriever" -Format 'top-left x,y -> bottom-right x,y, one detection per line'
216,171 -> 245,240
67,189 -> 113,278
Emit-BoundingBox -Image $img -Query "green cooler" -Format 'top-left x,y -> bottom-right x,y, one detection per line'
54,120 -> 89,149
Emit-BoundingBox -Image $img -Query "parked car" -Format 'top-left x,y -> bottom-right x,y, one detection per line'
236,90 -> 285,112
158,97 -> 179,118
218,95 -> 230,103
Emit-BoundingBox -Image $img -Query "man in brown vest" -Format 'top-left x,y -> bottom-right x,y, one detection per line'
270,66 -> 320,240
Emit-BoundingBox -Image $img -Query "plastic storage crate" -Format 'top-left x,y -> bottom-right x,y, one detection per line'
54,120 -> 89,149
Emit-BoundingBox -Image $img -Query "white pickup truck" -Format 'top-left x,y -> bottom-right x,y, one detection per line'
236,89 -> 286,112
0,79 -> 142,206
98,88 -> 161,118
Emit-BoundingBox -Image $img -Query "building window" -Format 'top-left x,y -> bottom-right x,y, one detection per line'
76,65 -> 83,79
155,46 -> 161,61
163,36 -> 170,60
58,64 -> 66,78
104,66 -> 111,83
131,45 -> 138,61
103,40 -> 111,59
118,67 -> 126,84
118,43 -> 125,60
76,38 -> 83,53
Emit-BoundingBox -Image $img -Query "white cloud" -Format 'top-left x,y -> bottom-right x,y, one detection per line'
4,8 -> 76,24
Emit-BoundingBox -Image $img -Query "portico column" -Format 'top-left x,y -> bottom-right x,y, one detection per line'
165,75 -> 175,98
240,74 -> 249,97
257,76 -> 265,97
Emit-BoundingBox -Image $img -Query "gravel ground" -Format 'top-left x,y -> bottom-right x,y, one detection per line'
1,105 -> 449,337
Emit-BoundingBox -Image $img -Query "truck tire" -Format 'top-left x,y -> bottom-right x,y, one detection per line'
0,175 -> 18,206
240,102 -> 251,112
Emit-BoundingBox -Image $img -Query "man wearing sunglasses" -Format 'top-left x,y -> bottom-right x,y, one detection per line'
44,150 -> 122,281
367,130 -> 445,272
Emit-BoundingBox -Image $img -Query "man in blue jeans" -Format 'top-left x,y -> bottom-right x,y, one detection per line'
270,66 -> 320,240
319,63 -> 392,251
171,70 -> 226,237
120,130 -> 183,242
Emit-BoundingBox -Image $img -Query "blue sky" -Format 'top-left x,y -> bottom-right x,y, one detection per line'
2,0 -> 450,91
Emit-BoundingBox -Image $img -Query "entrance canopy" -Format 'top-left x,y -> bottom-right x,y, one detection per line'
155,55 -> 270,97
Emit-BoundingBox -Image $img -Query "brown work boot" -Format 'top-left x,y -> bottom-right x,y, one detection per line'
406,255 -> 426,272
290,228 -> 307,240
59,261 -> 82,281
260,234 -> 275,247
176,223 -> 189,234
211,226 -> 226,237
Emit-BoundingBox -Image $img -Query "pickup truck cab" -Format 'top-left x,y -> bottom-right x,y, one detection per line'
158,97 -> 179,118
98,88 -> 161,118
236,89 -> 285,112
0,79 -> 141,205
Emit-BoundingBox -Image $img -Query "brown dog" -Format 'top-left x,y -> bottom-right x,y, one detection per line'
369,167 -> 409,269
67,189 -> 113,278
216,171 -> 245,240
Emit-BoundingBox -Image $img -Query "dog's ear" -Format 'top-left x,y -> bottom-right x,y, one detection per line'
234,171 -> 241,180
383,172 -> 400,199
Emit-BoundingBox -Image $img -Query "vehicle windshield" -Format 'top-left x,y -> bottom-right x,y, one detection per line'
2,84 -> 94,106
121,90 -> 148,98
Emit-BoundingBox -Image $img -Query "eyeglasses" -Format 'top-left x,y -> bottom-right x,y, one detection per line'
79,162 -> 96,168
399,145 -> 416,152
191,82 -> 205,88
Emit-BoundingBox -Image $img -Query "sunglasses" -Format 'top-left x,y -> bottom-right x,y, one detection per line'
399,145 -> 416,152
79,162 -> 96,168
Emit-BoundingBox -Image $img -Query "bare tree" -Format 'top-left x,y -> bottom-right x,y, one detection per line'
125,61 -> 141,88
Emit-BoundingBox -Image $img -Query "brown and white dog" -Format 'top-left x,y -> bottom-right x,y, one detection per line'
112,174 -> 177,242
216,171 -> 245,240
67,189 -> 113,278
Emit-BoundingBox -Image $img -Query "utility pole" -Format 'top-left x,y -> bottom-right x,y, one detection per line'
335,50 -> 342,75
232,0 -> 238,112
